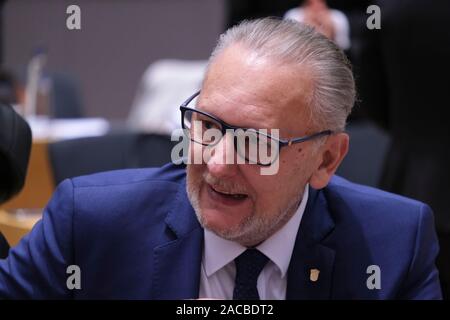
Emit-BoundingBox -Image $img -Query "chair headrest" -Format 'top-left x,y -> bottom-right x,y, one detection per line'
0,104 -> 32,204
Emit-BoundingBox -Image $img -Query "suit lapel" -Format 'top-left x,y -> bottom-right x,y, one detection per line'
287,186 -> 336,299
151,177 -> 203,299
150,171 -> 337,299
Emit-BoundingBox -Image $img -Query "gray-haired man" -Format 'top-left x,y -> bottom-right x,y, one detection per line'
0,18 -> 442,299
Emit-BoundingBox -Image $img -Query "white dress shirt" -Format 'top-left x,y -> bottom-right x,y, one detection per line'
199,185 -> 309,300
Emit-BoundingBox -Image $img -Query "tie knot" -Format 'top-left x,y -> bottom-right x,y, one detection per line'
233,249 -> 269,300
235,249 -> 269,277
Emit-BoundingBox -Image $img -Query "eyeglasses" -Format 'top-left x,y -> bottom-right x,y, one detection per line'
180,91 -> 333,166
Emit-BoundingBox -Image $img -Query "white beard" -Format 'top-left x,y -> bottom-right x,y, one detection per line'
186,166 -> 302,246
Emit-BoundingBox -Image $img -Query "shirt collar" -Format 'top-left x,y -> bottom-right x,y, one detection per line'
203,184 -> 309,278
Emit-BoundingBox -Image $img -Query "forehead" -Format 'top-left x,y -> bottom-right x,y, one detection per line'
198,45 -> 315,135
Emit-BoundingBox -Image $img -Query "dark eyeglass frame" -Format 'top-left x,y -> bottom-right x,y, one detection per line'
179,91 -> 333,166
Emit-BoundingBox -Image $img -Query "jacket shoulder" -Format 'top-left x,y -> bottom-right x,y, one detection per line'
327,175 -> 428,214
324,175 -> 433,249
70,162 -> 186,189
324,176 -> 441,299
64,163 -> 187,223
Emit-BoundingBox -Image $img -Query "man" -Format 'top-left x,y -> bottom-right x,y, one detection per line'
0,18 -> 442,299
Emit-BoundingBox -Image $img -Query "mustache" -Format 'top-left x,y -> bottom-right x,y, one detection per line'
203,172 -> 249,195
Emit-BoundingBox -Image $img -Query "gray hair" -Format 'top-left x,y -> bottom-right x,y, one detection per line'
208,18 -> 356,131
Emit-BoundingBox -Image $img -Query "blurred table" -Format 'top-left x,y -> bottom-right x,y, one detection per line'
0,140 -> 54,210
0,117 -> 112,245
0,209 -> 41,246
27,116 -> 110,141
1,118 -> 112,210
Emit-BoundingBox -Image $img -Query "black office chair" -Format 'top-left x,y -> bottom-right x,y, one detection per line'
50,72 -> 83,118
0,104 -> 32,257
0,105 -> 32,203
0,233 -> 8,258
48,132 -> 177,185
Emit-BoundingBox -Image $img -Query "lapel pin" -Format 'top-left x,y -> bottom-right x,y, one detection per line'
310,268 -> 320,282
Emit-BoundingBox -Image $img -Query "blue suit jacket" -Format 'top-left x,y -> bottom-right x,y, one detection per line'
0,163 -> 442,299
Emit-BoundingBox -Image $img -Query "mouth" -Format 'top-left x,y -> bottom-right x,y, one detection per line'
207,183 -> 249,205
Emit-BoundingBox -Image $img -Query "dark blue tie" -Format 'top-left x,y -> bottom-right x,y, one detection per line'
233,249 -> 269,300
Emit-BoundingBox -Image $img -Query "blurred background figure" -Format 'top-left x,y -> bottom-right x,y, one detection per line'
226,0 -> 371,121
357,0 -> 450,298
284,0 -> 350,50
127,59 -> 207,135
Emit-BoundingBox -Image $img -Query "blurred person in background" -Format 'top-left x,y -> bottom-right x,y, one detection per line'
283,0 -> 350,50
226,0 -> 372,122
127,60 -> 207,135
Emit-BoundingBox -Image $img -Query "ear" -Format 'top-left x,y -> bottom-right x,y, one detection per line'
309,132 -> 349,189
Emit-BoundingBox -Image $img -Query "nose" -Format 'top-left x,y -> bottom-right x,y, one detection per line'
206,132 -> 238,178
